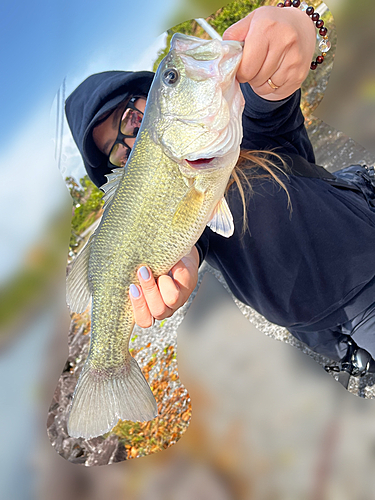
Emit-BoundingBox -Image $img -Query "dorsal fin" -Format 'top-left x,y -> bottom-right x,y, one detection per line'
66,233 -> 96,313
66,167 -> 125,313
101,167 -> 125,208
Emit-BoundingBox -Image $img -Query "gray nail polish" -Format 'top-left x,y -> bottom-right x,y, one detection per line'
139,266 -> 150,280
130,284 -> 140,298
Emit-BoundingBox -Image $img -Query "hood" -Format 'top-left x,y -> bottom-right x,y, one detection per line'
65,70 -> 154,187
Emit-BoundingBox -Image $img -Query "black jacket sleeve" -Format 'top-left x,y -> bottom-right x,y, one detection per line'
195,84 -> 315,265
240,84 -> 315,163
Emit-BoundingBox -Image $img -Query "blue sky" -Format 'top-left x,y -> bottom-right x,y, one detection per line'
0,0 -> 175,146
0,0 -> 181,282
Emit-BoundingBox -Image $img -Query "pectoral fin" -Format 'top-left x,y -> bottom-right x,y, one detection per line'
207,197 -> 234,237
66,233 -> 95,313
172,185 -> 205,227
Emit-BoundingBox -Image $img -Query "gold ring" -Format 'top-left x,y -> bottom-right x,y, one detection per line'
267,78 -> 279,90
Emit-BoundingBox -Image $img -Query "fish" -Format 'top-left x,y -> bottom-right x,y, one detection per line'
66,33 -> 244,439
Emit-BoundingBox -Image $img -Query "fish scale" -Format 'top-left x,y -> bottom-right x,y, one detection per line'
88,136 -> 192,369
65,33 -> 244,438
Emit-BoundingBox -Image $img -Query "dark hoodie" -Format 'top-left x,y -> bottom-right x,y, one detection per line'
65,71 -> 154,187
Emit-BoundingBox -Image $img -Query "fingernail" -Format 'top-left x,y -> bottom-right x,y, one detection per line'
129,284 -> 140,298
139,266 -> 150,281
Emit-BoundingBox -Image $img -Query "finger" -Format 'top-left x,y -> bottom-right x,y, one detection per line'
254,47 -> 309,100
158,274 -> 181,309
137,266 -> 173,320
180,245 -> 200,273
222,11 -> 255,41
173,246 -> 199,289
159,246 -> 199,310
223,11 -> 267,83
129,284 -> 154,328
249,46 -> 286,90
253,76 -> 297,101
236,27 -> 270,83
158,260 -> 196,310
170,259 -> 198,293
251,51 -> 288,98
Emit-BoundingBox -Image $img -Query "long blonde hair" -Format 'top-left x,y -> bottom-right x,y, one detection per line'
227,150 -> 292,233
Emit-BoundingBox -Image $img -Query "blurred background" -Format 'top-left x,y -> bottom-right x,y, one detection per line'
1,0 -> 375,498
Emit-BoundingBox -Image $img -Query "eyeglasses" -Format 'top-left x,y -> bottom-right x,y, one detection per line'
108,96 -> 144,168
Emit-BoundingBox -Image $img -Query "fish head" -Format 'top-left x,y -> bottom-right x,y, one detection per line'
145,33 -> 244,176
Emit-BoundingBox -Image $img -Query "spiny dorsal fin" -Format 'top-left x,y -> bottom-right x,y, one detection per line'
207,197 -> 234,237
67,167 -> 124,313
66,233 -> 95,313
101,167 -> 125,208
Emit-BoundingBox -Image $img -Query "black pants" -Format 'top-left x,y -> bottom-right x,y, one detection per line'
289,164 -> 375,363
290,303 -> 375,362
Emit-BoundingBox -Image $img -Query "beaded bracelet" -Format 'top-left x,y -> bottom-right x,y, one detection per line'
276,1 -> 331,70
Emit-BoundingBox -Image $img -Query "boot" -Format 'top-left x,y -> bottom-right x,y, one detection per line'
325,338 -> 375,389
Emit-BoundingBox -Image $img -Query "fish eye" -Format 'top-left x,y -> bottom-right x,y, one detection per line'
162,68 -> 179,86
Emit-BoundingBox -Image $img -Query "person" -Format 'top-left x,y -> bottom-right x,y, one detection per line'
65,5 -> 375,390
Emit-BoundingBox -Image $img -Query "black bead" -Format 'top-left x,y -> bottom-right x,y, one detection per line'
316,19 -> 324,28
292,0 -> 300,7
312,12 -> 320,21
306,6 -> 314,15
310,61 -> 318,70
319,27 -> 328,36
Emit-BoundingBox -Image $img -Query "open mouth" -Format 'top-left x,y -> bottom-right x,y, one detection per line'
186,158 -> 214,169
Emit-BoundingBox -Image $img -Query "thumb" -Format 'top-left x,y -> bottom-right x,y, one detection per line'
222,11 -> 255,41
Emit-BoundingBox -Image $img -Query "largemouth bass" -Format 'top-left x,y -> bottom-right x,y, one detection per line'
66,33 -> 244,439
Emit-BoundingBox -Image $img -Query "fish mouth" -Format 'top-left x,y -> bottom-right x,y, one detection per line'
185,157 -> 215,169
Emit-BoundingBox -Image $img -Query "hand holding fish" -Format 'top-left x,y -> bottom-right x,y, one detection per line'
223,5 -> 316,101
129,246 -> 199,328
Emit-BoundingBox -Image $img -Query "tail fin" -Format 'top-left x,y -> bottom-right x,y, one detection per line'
67,356 -> 158,439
